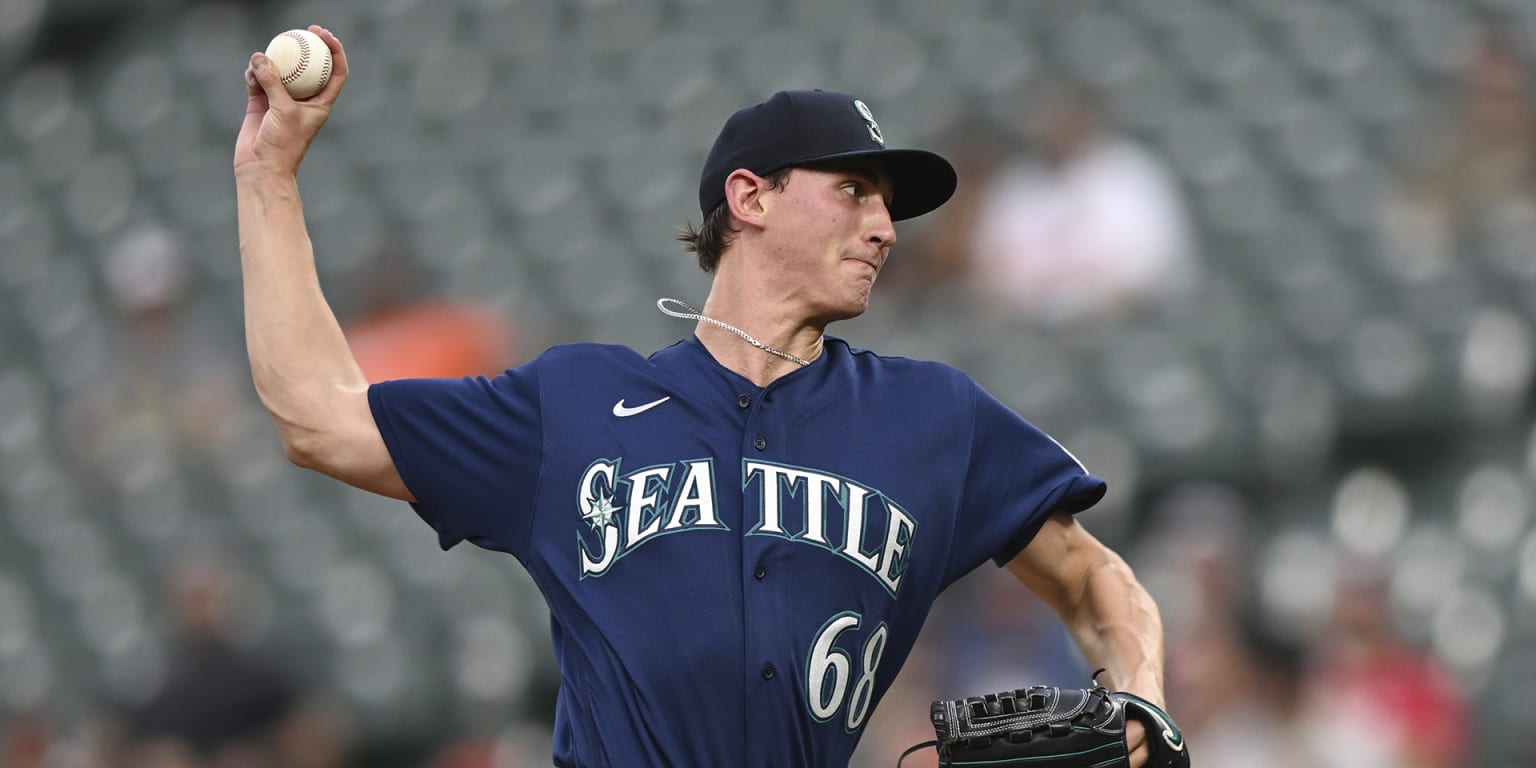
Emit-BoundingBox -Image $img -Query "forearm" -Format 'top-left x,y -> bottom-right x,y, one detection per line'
1066,554 -> 1166,706
236,169 -> 367,457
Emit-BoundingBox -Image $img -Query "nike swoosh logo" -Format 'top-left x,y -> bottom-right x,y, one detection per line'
612,396 -> 671,417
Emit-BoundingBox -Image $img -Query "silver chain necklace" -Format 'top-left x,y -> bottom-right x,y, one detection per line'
656,298 -> 814,367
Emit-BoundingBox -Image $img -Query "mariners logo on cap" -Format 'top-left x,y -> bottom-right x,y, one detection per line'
853,99 -> 884,146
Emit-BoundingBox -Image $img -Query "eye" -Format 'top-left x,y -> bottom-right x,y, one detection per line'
841,181 -> 862,197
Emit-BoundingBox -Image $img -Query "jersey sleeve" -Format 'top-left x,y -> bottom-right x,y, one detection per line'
367,362 -> 543,557
946,381 -> 1107,587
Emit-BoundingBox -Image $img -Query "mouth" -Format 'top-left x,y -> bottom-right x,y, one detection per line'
845,256 -> 880,272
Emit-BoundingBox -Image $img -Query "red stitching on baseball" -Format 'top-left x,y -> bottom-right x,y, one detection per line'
280,31 -> 309,85
314,49 -> 332,92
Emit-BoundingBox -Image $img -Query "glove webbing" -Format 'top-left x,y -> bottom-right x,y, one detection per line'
895,671 -> 1114,767
938,686 -> 1097,739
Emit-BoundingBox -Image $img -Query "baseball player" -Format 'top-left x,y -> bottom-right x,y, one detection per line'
235,27 -> 1180,768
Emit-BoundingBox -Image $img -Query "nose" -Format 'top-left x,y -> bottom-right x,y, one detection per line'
867,199 -> 897,249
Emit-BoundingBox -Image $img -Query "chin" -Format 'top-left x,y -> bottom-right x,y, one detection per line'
810,284 -> 876,324
839,294 -> 873,320
813,300 -> 867,325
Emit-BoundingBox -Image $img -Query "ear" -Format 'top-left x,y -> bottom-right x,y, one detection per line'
724,169 -> 773,231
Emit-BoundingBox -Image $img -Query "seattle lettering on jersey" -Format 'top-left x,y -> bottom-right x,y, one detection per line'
578,457 -> 726,577
576,457 -> 915,594
742,460 -> 914,595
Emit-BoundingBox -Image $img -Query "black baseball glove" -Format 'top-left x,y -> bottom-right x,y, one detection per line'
898,674 -> 1190,767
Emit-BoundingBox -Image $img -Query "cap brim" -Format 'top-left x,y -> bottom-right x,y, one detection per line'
796,147 -> 958,221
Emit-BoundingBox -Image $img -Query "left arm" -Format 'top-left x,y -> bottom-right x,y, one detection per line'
1008,511 -> 1164,767
1005,511 -> 1164,704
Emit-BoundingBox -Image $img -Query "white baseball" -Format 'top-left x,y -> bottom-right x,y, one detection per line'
264,29 -> 332,100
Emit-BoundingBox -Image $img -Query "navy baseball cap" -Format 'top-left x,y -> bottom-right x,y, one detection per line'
698,89 -> 957,222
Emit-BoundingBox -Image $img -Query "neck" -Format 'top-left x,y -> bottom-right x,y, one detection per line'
694,322 -> 823,387
692,294 -> 825,387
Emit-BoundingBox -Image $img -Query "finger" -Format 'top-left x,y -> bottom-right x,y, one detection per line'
249,51 -> 296,111
244,55 -> 270,116
309,25 -> 350,99
1125,720 -> 1146,746
1123,720 -> 1147,766
1129,743 -> 1150,768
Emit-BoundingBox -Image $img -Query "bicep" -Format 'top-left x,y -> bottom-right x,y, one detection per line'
1004,511 -> 1117,619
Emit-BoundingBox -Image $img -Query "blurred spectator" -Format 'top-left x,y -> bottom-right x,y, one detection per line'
938,566 -> 1089,694
429,732 -> 545,768
1131,484 -> 1259,656
1178,612 -> 1351,768
432,740 -> 501,768
342,242 -> 519,383
1173,614 -> 1280,768
878,123 -> 1007,304
111,552 -> 350,768
1303,563 -> 1470,768
1379,22 -> 1536,276
60,225 -> 245,474
964,80 -> 1197,328
2,710 -> 50,768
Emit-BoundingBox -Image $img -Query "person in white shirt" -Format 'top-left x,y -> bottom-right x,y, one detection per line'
968,81 -> 1197,327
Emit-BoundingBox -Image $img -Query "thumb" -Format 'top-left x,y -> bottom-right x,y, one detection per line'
249,52 -> 296,111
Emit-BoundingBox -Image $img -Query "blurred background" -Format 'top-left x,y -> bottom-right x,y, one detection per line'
2,0 -> 1535,765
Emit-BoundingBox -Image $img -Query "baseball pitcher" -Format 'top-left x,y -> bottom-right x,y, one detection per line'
234,26 -> 1188,768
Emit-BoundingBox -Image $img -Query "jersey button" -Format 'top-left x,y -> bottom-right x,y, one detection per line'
737,394 -> 751,408
761,663 -> 776,680
754,435 -> 767,451
754,565 -> 766,580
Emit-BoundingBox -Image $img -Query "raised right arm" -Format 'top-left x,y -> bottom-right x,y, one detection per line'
234,26 -> 411,500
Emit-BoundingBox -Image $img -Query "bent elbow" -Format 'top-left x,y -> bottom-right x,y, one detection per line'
260,387 -> 405,499
279,428 -> 328,473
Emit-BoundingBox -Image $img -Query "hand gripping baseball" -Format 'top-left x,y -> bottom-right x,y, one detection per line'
234,24 -> 349,177
898,674 -> 1190,768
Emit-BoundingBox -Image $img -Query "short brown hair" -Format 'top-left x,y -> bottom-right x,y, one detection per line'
677,169 -> 792,273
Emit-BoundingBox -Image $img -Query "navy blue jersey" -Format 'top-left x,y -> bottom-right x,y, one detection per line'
368,336 -> 1105,767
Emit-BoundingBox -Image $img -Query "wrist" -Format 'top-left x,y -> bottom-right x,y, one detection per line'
1121,681 -> 1165,710
1092,666 -> 1164,709
234,161 -> 299,186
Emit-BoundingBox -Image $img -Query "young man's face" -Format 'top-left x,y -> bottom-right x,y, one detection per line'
758,160 -> 897,323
